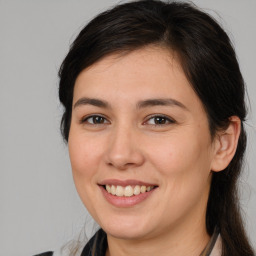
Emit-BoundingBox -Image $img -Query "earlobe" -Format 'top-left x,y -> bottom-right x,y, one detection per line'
211,116 -> 241,172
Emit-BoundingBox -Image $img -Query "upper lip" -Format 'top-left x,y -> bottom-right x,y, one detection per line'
98,179 -> 158,187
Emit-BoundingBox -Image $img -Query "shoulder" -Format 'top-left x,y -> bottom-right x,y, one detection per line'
33,252 -> 53,256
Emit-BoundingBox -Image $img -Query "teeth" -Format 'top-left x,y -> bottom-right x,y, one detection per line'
140,185 -> 146,193
116,186 -> 124,196
134,185 -> 141,195
124,185 -> 133,197
110,185 -> 116,195
106,185 -> 111,193
105,185 -> 154,197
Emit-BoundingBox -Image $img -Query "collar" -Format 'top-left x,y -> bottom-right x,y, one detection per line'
81,228 -> 221,256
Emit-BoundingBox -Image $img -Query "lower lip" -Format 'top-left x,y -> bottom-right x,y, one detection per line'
99,186 -> 156,208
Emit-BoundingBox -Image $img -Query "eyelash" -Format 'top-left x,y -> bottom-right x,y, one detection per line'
144,114 -> 175,126
80,114 -> 175,126
80,115 -> 109,125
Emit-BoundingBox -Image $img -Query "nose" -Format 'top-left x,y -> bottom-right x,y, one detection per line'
105,125 -> 145,170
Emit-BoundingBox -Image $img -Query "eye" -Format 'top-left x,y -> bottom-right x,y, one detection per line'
144,115 -> 175,126
81,115 -> 109,125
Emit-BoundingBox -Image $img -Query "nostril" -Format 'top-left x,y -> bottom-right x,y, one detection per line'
106,159 -> 137,170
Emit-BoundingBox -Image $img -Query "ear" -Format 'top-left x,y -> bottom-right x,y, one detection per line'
211,116 -> 241,172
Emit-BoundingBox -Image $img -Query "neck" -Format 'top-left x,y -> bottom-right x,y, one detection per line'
106,216 -> 210,256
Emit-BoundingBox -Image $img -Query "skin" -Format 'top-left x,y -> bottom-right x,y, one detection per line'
68,47 -> 239,256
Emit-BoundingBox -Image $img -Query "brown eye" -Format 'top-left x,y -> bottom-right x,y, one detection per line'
146,115 -> 175,126
92,116 -> 105,124
154,116 -> 168,124
82,115 -> 109,125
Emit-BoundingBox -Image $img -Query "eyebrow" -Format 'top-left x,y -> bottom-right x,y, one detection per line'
73,97 -> 110,109
136,98 -> 187,110
73,97 -> 187,110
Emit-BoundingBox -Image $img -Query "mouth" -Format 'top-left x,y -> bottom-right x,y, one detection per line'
103,184 -> 156,197
99,184 -> 158,207
98,179 -> 158,207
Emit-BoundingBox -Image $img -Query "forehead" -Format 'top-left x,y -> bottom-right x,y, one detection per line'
84,46 -> 179,72
73,46 -> 203,112
75,47 -> 184,89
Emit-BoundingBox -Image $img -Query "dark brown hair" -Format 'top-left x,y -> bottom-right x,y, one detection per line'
58,1 -> 254,255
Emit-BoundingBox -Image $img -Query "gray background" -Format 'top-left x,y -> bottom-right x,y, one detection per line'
0,1 -> 255,255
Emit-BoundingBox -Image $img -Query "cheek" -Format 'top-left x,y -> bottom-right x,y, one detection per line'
68,133 -> 103,211
147,130 -> 213,191
148,134 -> 212,218
149,136 -> 208,169
68,131 -> 103,184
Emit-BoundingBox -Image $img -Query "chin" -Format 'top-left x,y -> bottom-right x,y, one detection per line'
99,214 -> 154,240
105,226 -> 151,240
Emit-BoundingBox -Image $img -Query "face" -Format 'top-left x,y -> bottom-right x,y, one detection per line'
69,47 -> 217,241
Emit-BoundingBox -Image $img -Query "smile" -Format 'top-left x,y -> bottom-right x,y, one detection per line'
105,185 -> 155,197
99,179 -> 158,207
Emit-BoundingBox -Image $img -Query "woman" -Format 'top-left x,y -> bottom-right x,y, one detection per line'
36,0 -> 255,255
